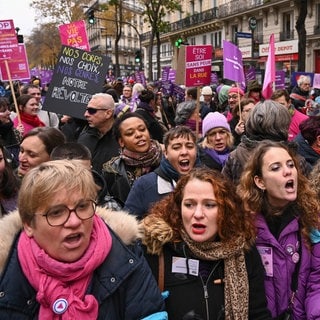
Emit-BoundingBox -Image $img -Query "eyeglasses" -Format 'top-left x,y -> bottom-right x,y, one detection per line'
85,107 -> 108,115
40,199 -> 96,227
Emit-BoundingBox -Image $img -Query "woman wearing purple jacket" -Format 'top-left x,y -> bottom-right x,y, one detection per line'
238,140 -> 320,319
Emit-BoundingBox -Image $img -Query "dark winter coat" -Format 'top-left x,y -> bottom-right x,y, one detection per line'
290,86 -> 310,111
144,242 -> 271,320
124,169 -> 175,218
0,209 -> 165,319
77,126 -> 120,173
294,132 -> 320,167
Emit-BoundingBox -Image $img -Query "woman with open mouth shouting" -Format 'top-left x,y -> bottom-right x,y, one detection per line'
238,140 -> 320,319
142,167 -> 272,320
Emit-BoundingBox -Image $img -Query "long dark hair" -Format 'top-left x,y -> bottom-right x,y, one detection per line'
0,143 -> 20,199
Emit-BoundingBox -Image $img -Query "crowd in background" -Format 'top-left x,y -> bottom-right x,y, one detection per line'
0,73 -> 319,319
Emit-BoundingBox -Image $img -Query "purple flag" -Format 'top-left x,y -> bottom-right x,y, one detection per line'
223,40 -> 245,85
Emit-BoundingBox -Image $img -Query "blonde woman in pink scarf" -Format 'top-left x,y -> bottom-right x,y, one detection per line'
0,160 -> 166,319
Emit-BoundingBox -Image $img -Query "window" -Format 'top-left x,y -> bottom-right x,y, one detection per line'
211,31 -> 221,47
190,37 -> 196,45
203,34 -> 207,45
317,3 -> 320,25
315,4 -> 320,33
190,1 -> 195,15
231,25 -> 238,44
281,11 -> 294,40
254,18 -> 263,43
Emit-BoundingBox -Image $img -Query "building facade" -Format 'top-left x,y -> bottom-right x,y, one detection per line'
85,0 -> 144,77
86,0 -> 320,82
140,0 -> 320,82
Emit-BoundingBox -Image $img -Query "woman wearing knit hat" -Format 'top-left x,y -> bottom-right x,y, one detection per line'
198,112 -> 234,171
175,100 -> 202,137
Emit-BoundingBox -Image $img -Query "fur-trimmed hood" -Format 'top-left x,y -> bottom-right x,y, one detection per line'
141,214 -> 175,256
0,207 -> 143,274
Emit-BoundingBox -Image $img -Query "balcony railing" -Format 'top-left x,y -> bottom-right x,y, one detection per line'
218,0 -> 277,18
279,30 -> 294,41
140,7 -> 218,41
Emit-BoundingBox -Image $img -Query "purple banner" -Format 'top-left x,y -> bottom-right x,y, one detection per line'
172,84 -> 185,103
275,70 -> 285,90
223,40 -> 245,86
161,66 -> 171,82
168,69 -> 176,82
211,72 -> 219,84
161,81 -> 173,96
30,68 -> 54,85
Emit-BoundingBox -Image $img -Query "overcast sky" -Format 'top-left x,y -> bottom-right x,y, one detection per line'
0,0 -> 36,36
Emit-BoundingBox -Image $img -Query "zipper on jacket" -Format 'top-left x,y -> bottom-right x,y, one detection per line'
199,261 -> 222,320
182,244 -> 223,320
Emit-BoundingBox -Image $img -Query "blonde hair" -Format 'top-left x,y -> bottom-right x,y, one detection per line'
19,160 -> 99,225
200,131 -> 234,149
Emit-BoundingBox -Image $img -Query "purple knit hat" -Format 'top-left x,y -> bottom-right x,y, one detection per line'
202,112 -> 230,136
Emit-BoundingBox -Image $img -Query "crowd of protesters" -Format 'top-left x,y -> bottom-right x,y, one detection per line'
0,73 -> 319,319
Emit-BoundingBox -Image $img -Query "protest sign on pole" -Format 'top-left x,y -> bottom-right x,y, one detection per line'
175,44 -> 212,137
176,45 -> 212,87
0,19 -> 21,123
223,40 -> 245,87
0,44 -> 30,81
43,45 -> 109,119
0,19 -> 18,60
59,21 -> 90,51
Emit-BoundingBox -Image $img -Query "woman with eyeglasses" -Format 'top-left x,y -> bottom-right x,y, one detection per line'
102,112 -> 163,208
198,112 -> 234,172
0,160 -> 166,319
289,75 -> 312,112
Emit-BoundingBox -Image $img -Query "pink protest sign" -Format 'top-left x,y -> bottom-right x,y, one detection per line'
0,44 -> 30,81
59,20 -> 90,51
185,45 -> 212,87
0,19 -> 19,59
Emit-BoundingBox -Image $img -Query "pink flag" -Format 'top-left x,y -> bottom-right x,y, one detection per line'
262,34 -> 276,99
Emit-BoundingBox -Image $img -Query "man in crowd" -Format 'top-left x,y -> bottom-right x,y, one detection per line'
271,89 -> 308,141
77,93 -> 120,172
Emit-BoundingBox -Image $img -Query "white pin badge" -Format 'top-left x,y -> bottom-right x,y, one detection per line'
53,298 -> 68,314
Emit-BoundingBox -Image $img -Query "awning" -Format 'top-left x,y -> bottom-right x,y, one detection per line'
258,53 -> 298,62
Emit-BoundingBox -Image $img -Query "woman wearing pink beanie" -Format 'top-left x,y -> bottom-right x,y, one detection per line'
198,112 -> 234,171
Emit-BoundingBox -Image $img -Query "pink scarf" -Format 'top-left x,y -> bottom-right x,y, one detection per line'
18,214 -> 112,320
